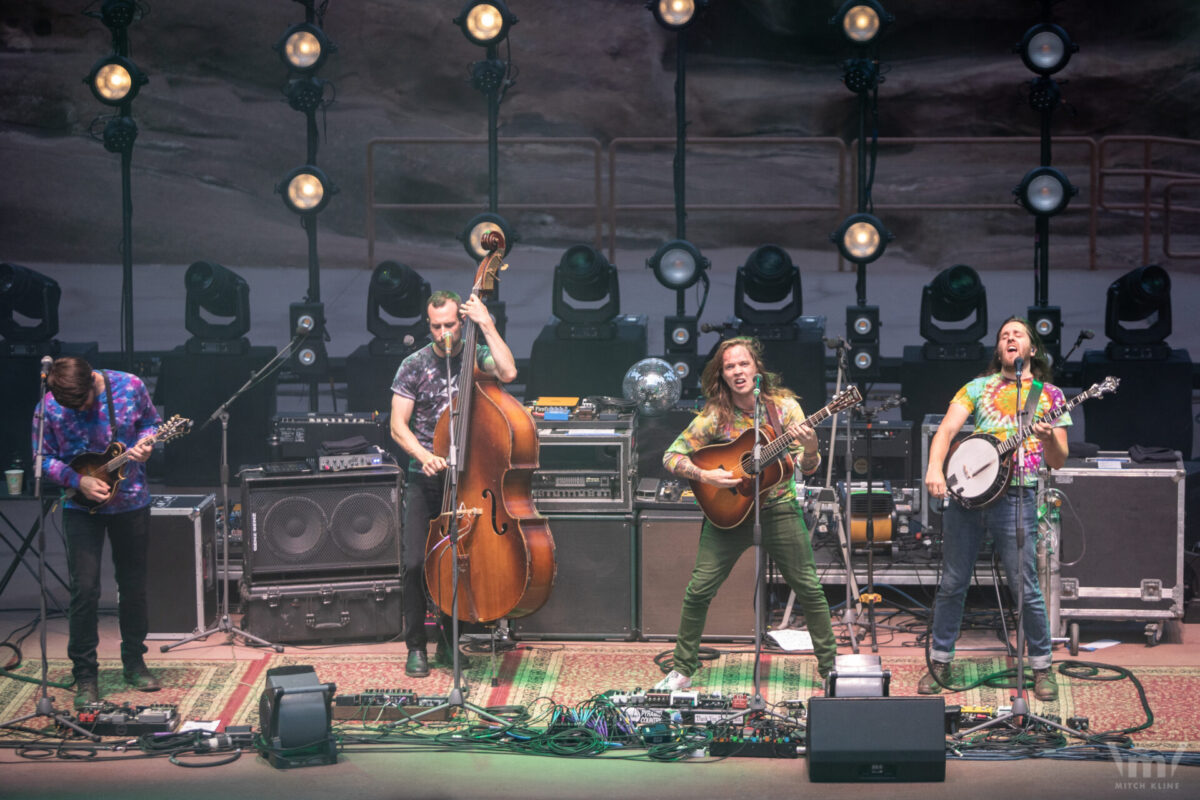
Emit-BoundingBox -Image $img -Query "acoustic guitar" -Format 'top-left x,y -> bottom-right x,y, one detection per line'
688,386 -> 862,529
66,415 -> 192,513
943,377 -> 1119,510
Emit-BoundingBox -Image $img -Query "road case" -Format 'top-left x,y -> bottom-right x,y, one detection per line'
146,494 -> 217,639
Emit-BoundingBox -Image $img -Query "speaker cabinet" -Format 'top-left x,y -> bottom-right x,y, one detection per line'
241,466 -> 402,583
511,514 -> 635,640
806,696 -> 946,782
1081,349 -> 1193,459
146,494 -> 216,638
638,510 -> 757,640
525,315 -> 647,400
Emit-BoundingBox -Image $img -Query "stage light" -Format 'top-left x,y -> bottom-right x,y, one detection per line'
276,22 -> 334,74
832,213 -> 891,264
648,239 -> 709,291
734,244 -> 801,326
648,0 -> 707,30
101,115 -> 138,154
833,1 -> 891,45
553,244 -> 620,329
98,0 -> 137,30
289,301 -> 327,375
1105,265 -> 1172,354
184,261 -> 250,353
85,55 -> 147,105
1014,166 -> 1076,217
285,77 -> 328,114
278,166 -> 334,215
454,1 -> 517,47
460,213 -> 514,261
470,59 -> 507,94
846,304 -> 880,377
1028,304 -> 1062,367
367,260 -> 430,355
919,264 -> 987,348
0,263 -> 61,344
258,665 -> 337,769
1017,23 -> 1077,76
841,57 -> 879,94
1028,76 -> 1062,113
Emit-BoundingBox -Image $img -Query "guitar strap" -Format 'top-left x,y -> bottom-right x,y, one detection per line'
101,370 -> 118,447
1019,378 -> 1043,427
762,398 -> 794,472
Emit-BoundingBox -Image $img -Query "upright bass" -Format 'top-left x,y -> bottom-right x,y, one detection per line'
423,231 -> 556,623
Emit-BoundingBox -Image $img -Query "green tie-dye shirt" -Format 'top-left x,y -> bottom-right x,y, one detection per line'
951,372 -> 1072,486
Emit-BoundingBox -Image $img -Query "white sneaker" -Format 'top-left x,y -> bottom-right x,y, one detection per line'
653,670 -> 692,691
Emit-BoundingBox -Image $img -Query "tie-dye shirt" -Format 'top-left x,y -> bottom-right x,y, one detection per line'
950,372 -> 1071,486
663,396 -> 809,507
35,370 -> 162,513
391,342 -> 493,460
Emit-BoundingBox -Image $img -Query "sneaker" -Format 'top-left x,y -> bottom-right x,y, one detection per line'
917,660 -> 951,695
1032,668 -> 1059,702
653,670 -> 692,691
123,662 -> 161,692
405,649 -> 430,678
74,678 -> 99,710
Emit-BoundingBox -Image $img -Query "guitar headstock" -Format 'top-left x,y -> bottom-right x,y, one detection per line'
156,415 -> 193,444
472,229 -> 508,300
828,385 -> 863,414
1085,376 -> 1120,399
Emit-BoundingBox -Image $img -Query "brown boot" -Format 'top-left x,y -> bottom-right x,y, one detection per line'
1032,668 -> 1058,702
917,660 -> 951,694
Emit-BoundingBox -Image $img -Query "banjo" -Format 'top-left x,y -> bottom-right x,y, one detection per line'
943,376 -> 1119,510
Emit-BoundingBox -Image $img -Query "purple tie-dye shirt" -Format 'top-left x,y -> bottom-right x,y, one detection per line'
950,372 -> 1071,486
34,370 -> 162,513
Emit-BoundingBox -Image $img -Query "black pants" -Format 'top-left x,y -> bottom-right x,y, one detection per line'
402,471 -> 484,652
63,506 -> 150,683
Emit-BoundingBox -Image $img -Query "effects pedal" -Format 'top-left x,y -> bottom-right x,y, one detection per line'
333,689 -> 450,721
71,702 -> 179,736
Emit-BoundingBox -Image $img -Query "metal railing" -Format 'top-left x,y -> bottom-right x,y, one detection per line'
1098,135 -> 1200,263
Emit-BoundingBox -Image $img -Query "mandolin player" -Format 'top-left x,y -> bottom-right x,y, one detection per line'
920,316 -> 1070,701
37,356 -> 164,709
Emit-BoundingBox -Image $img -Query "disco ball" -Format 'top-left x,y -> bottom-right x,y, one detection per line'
622,358 -> 682,416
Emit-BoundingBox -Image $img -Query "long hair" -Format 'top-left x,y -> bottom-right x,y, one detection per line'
984,316 -> 1052,381
700,336 -> 794,428
47,356 -> 93,409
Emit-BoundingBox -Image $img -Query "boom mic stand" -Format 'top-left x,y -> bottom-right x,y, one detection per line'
408,336 -> 505,725
956,359 -> 1080,741
719,375 -> 792,726
1,358 -> 98,740
159,326 -> 315,655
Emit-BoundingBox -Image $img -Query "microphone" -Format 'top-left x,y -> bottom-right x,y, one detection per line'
1014,356 -> 1024,375
879,394 -> 907,411
294,315 -> 315,337
823,336 -> 851,352
699,321 -> 735,334
441,332 -> 453,351
1079,329 -> 1095,340
753,373 -> 761,397
40,355 -> 53,377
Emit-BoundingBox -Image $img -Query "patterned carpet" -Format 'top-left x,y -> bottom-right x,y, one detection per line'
3,649 -> 1196,750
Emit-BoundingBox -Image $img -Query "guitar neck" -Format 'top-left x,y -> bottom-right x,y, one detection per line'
758,403 -> 836,466
998,390 -> 1087,456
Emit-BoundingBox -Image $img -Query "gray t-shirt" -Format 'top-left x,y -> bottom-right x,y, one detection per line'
391,342 -> 492,454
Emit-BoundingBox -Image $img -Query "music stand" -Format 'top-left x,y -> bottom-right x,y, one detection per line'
158,335 -> 311,655
1,361 -> 97,740
406,338 -> 506,726
955,364 -> 1082,741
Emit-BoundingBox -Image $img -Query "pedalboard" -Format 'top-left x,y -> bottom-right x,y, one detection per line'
333,689 -> 450,721
71,702 -> 179,736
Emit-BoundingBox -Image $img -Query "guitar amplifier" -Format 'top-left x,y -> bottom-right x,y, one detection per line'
532,418 -> 634,513
271,412 -> 389,461
816,418 -> 913,485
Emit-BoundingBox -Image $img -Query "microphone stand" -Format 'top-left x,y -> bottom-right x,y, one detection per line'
719,375 -> 791,726
1,361 -> 98,740
408,335 -> 505,725
159,329 -> 313,654
957,359 -> 1080,741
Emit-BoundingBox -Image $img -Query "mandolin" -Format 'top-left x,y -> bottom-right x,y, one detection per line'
66,415 -> 192,513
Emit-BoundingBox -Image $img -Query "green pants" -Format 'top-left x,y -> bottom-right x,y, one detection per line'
671,500 -> 838,678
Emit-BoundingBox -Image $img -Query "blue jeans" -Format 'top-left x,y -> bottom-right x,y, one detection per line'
931,488 -> 1052,669
64,506 -> 150,683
